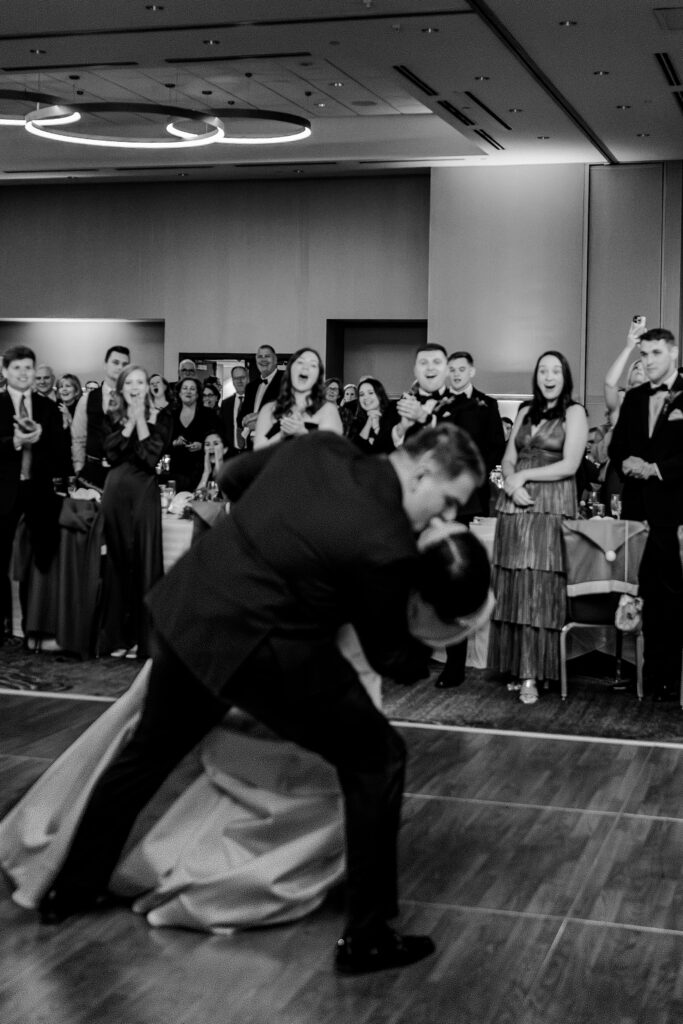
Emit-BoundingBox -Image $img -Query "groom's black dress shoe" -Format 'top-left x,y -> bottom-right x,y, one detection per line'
38,888 -> 112,925
335,928 -> 435,975
434,668 -> 463,690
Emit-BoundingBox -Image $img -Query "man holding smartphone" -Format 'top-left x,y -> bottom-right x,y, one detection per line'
0,346 -> 61,643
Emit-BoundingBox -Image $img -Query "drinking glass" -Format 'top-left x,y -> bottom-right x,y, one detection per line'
610,494 -> 622,519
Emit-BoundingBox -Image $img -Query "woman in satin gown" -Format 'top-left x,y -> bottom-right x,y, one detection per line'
99,365 -> 172,660
0,524 -> 492,934
487,351 -> 588,704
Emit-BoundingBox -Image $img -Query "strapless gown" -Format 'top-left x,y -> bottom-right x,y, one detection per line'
0,626 -> 381,933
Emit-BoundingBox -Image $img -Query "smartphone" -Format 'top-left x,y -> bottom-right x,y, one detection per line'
632,314 -> 646,328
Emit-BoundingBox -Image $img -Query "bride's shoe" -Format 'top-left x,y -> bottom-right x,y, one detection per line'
519,679 -> 539,704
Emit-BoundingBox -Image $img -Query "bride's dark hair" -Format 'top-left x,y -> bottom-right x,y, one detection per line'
273,348 -> 326,420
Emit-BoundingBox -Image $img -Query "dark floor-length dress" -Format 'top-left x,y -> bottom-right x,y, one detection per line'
487,416 -> 578,683
100,410 -> 171,657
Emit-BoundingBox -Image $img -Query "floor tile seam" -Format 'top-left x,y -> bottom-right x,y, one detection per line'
0,688 -> 116,704
564,915 -> 683,938
400,897 -> 566,924
404,790 -> 622,819
556,753 -> 655,926
393,718 -> 683,751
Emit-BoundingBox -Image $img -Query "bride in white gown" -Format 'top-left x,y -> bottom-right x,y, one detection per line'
0,525 -> 492,934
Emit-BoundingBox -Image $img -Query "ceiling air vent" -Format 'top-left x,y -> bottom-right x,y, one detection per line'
655,52 -> 681,87
233,161 -> 337,168
1,61 -> 137,73
437,100 -> 475,128
464,91 -> 511,131
474,128 -> 504,151
166,52 -> 310,65
654,8 -> 683,30
393,66 -> 438,97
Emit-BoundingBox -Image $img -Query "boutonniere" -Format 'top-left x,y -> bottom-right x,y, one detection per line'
667,407 -> 683,421
475,397 -> 488,408
432,394 -> 453,415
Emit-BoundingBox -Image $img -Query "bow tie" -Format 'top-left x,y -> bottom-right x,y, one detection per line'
451,392 -> 469,403
650,384 -> 669,394
415,390 -> 446,403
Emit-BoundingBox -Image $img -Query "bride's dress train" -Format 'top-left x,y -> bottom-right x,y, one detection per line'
0,627 -> 382,933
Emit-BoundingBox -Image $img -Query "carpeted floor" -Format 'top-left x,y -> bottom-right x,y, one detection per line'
384,654 -> 683,743
0,642 -> 139,698
1,644 -> 681,742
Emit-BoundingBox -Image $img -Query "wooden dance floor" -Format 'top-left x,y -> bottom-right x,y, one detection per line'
1,692 -> 682,1023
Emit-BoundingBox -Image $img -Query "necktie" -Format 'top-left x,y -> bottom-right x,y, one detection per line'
235,395 -> 245,448
18,394 -> 32,479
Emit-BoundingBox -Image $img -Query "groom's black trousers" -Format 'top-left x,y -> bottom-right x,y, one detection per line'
52,631 -> 406,935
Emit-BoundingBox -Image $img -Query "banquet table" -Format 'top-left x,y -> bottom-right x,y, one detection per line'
11,499 -> 227,653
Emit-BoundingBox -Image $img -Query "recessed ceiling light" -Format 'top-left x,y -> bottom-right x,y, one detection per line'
203,39 -> 220,46
392,24 -> 401,31
559,20 -> 577,27
293,169 -> 304,175
637,132 -> 650,137
330,81 -> 344,88
30,49 -> 46,55
474,76 -> 490,81
508,108 -> 523,113
593,70 -> 609,76
177,172 -> 188,177
537,135 -> 550,140
68,74 -> 80,81
616,104 -> 631,110
421,27 -> 439,34
146,4 -> 164,9
201,90 -> 213,95
315,102 -> 326,108
164,83 -> 175,89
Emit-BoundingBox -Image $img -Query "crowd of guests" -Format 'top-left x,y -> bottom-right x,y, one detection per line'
1,328 -> 682,706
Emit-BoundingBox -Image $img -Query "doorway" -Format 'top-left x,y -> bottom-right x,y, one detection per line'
325,319 -> 428,397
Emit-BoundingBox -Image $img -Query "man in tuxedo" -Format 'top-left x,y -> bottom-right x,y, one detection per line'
218,364 -> 249,457
239,344 -> 284,447
39,425 -> 485,975
392,344 -> 503,687
71,345 -> 130,489
435,351 -> 505,687
0,346 -> 61,642
609,327 -> 683,700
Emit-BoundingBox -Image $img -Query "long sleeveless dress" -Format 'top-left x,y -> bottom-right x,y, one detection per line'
487,415 -> 578,683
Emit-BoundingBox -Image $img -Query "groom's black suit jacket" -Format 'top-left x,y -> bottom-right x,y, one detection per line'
147,432 -> 431,699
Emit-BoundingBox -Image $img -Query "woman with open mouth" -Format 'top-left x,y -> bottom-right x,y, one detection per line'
253,348 -> 343,449
487,350 -> 588,705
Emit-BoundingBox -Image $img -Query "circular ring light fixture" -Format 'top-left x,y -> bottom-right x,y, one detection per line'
0,88 -> 65,126
25,102 -> 225,149
167,108 -> 311,144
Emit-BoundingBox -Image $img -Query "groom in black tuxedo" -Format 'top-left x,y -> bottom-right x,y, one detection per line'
609,328 -> 683,699
39,425 -> 485,975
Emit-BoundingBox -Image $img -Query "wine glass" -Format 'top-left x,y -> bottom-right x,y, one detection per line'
610,494 -> 622,519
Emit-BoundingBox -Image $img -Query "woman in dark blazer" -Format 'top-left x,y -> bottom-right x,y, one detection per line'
169,377 -> 219,492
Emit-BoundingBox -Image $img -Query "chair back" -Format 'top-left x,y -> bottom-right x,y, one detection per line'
562,519 -> 649,600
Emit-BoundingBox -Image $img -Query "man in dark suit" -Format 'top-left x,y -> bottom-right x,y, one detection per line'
609,327 -> 683,700
392,344 -> 504,688
39,425 -> 485,975
0,345 -> 61,642
218,364 -> 249,456
238,345 -> 284,447
70,345 -> 130,489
